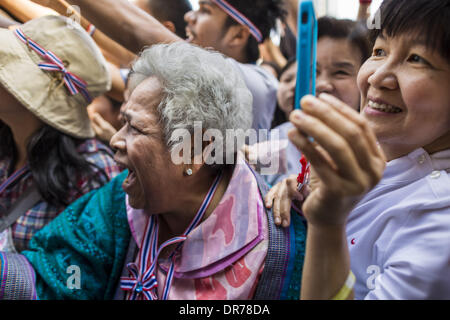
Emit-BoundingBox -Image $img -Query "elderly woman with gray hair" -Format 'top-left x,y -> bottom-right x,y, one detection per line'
0,41 -> 306,300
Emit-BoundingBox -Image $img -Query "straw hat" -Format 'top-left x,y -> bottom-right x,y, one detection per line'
0,15 -> 111,138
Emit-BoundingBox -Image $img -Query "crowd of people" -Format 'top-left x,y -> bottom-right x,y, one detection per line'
0,0 -> 449,300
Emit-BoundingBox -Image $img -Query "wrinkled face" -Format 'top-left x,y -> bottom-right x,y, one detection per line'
110,77 -> 184,212
358,33 -> 450,160
277,62 -> 297,117
184,0 -> 229,52
316,37 -> 362,111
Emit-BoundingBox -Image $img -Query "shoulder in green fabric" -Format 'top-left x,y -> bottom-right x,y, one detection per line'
23,170 -> 131,300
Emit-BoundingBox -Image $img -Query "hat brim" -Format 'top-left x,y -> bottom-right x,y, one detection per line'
0,27 -> 95,139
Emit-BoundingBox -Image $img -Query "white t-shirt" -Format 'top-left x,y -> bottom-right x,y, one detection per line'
228,59 -> 278,132
347,148 -> 450,299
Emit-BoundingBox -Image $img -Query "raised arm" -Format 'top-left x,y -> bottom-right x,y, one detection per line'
32,0 -> 181,54
284,0 -> 299,36
0,14 -> 18,28
357,0 -> 372,22
288,93 -> 385,299
0,0 -> 58,22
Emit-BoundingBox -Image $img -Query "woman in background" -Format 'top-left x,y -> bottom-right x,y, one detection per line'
0,15 -> 120,252
264,16 -> 371,189
268,0 -> 450,299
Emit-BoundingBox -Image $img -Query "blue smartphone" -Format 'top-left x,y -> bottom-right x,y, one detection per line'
294,0 -> 318,110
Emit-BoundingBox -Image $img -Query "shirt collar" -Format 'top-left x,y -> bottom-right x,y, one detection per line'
382,148 -> 450,185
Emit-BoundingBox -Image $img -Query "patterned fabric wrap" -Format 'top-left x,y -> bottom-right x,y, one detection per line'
0,252 -> 37,299
0,139 -> 121,252
119,159 -> 307,300
124,158 -> 268,300
22,171 -> 130,299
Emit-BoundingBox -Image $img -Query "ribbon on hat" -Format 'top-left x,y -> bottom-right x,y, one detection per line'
14,28 -> 92,103
211,0 -> 263,43
120,170 -> 223,300
86,24 -> 96,37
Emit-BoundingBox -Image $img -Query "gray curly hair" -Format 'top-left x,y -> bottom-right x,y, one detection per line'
127,42 -> 253,165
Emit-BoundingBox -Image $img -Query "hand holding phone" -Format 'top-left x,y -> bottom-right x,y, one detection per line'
294,0 -> 317,192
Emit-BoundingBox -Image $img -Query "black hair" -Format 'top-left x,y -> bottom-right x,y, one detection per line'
318,16 -> 371,65
278,56 -> 297,79
147,0 -> 192,39
279,23 -> 296,60
223,0 -> 286,63
369,0 -> 450,63
0,121 -> 108,207
271,57 -> 296,128
0,121 -> 16,163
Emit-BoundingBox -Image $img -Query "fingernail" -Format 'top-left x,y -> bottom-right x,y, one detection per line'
291,110 -> 304,121
275,217 -> 281,225
282,220 -> 289,228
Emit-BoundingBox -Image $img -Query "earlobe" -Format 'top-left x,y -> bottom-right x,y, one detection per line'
226,25 -> 251,49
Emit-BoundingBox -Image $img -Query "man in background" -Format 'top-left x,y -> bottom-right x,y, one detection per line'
36,0 -> 285,132
132,0 -> 191,38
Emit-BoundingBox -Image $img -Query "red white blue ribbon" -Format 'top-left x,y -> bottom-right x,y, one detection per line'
0,166 -> 30,195
297,155 -> 311,192
211,0 -> 263,43
120,170 -> 223,300
86,24 -> 96,37
14,28 -> 92,103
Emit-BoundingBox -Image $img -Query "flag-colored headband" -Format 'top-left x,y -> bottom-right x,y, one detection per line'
14,28 -> 92,103
86,24 -> 96,36
211,0 -> 263,43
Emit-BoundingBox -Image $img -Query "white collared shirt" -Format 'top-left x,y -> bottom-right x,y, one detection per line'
347,148 -> 450,299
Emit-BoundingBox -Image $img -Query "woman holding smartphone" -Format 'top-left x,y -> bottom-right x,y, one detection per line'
267,0 -> 450,299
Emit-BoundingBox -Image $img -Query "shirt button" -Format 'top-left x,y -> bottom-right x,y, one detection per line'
430,171 -> 441,179
418,155 -> 426,164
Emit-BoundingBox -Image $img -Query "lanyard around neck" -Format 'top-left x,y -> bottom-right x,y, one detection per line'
0,165 -> 30,195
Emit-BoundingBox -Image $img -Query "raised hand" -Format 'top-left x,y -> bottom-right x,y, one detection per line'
264,174 -> 307,227
90,112 -> 118,144
288,93 -> 385,227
